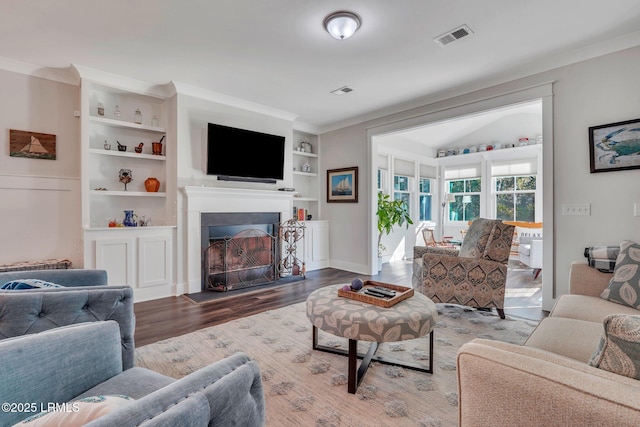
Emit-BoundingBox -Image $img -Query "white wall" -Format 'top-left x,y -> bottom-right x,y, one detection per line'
0,69 -> 82,266
321,45 -> 640,304
321,124 -> 370,273
551,46 -> 640,294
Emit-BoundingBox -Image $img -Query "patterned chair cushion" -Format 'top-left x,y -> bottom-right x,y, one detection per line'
420,255 -> 508,309
600,241 -> 640,309
459,218 -> 498,259
483,222 -> 515,264
588,314 -> 640,380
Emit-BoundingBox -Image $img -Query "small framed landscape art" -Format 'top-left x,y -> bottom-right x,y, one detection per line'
9,129 -> 56,160
327,166 -> 358,203
589,118 -> 640,173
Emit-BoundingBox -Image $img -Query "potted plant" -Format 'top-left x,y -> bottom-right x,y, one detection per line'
376,192 -> 413,268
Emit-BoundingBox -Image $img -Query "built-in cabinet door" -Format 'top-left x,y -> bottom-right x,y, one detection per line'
138,235 -> 172,288
304,221 -> 329,271
95,238 -> 135,286
88,228 -> 175,302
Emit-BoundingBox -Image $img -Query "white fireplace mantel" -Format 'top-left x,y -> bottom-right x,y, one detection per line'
183,186 -> 294,294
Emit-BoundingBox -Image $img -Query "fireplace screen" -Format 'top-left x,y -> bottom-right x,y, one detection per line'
204,228 -> 276,292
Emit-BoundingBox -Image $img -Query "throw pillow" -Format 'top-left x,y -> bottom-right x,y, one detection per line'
483,222 -> 515,264
14,395 -> 134,426
600,240 -> 640,309
459,218 -> 497,259
588,314 -> 640,380
0,279 -> 64,290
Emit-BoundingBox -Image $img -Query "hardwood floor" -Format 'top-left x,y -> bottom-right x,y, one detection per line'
134,259 -> 545,347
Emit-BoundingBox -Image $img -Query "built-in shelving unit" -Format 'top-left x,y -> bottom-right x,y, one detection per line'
292,131 -> 320,220
78,73 -> 177,301
81,82 -> 170,229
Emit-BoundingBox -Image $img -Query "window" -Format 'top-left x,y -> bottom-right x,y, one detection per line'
446,178 -> 481,221
495,175 -> 536,222
393,175 -> 411,211
377,169 -> 387,193
419,177 -> 432,221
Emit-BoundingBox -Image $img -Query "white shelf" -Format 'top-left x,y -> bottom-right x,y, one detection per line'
294,197 -> 318,202
89,148 -> 166,161
90,190 -> 166,197
293,151 -> 318,158
293,171 -> 318,177
89,115 -> 166,133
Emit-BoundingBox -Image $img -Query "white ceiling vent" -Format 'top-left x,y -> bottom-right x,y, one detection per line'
434,25 -> 473,47
330,86 -> 353,96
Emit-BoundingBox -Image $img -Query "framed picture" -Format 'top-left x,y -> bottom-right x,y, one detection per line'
589,118 -> 640,173
327,166 -> 358,203
9,129 -> 56,160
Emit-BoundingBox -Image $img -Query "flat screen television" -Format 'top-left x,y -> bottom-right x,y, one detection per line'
206,123 -> 286,183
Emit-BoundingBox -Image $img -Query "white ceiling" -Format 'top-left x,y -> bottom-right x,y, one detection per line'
1,0 -> 639,133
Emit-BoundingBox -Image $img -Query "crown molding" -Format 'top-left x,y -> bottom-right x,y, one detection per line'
172,81 -> 298,122
0,56 -> 78,85
293,121 -> 321,135
72,64 -> 174,99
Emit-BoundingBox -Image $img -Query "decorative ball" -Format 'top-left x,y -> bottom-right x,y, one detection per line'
341,285 -> 352,292
351,278 -> 364,291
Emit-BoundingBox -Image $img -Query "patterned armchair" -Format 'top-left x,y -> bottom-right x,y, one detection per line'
412,218 -> 515,319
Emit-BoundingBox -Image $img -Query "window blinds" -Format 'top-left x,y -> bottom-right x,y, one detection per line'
444,164 -> 481,180
394,158 -> 415,176
491,158 -> 537,176
377,154 -> 388,170
420,164 -> 437,178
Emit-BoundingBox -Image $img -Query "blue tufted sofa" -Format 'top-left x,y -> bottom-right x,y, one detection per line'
0,269 -> 135,369
0,321 -> 266,426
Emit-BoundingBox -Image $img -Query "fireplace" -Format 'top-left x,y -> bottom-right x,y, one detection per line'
201,212 -> 280,292
183,186 -> 296,296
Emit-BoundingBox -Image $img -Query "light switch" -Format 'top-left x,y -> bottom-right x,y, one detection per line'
634,203 -> 640,217
562,203 -> 590,216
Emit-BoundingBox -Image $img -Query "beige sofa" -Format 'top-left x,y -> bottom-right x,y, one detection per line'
457,261 -> 640,426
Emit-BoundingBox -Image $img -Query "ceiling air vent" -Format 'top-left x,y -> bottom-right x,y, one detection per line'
434,25 -> 473,47
330,86 -> 353,96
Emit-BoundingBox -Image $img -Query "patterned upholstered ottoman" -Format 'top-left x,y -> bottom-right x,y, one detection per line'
306,284 -> 438,393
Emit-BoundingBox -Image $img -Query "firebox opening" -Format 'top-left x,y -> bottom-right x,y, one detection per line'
205,226 -> 277,292
201,212 -> 281,292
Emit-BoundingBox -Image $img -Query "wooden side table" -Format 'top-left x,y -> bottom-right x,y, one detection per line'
306,285 -> 438,393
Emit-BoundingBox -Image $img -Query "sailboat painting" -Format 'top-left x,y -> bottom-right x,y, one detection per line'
9,129 -> 56,160
327,166 -> 358,203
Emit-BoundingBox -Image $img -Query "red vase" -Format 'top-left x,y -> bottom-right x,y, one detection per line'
144,177 -> 160,192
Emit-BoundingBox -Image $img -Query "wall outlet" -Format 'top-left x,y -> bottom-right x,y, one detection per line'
562,203 -> 590,216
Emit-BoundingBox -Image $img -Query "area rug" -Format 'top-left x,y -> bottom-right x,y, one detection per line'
135,302 -> 538,427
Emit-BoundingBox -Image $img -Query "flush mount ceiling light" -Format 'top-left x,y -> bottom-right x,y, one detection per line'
323,11 -> 361,40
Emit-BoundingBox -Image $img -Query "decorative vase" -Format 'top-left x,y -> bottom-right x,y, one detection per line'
123,210 -> 137,227
144,177 -> 160,192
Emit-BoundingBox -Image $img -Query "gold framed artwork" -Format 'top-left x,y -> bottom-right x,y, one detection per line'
327,166 -> 358,203
9,129 -> 57,160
